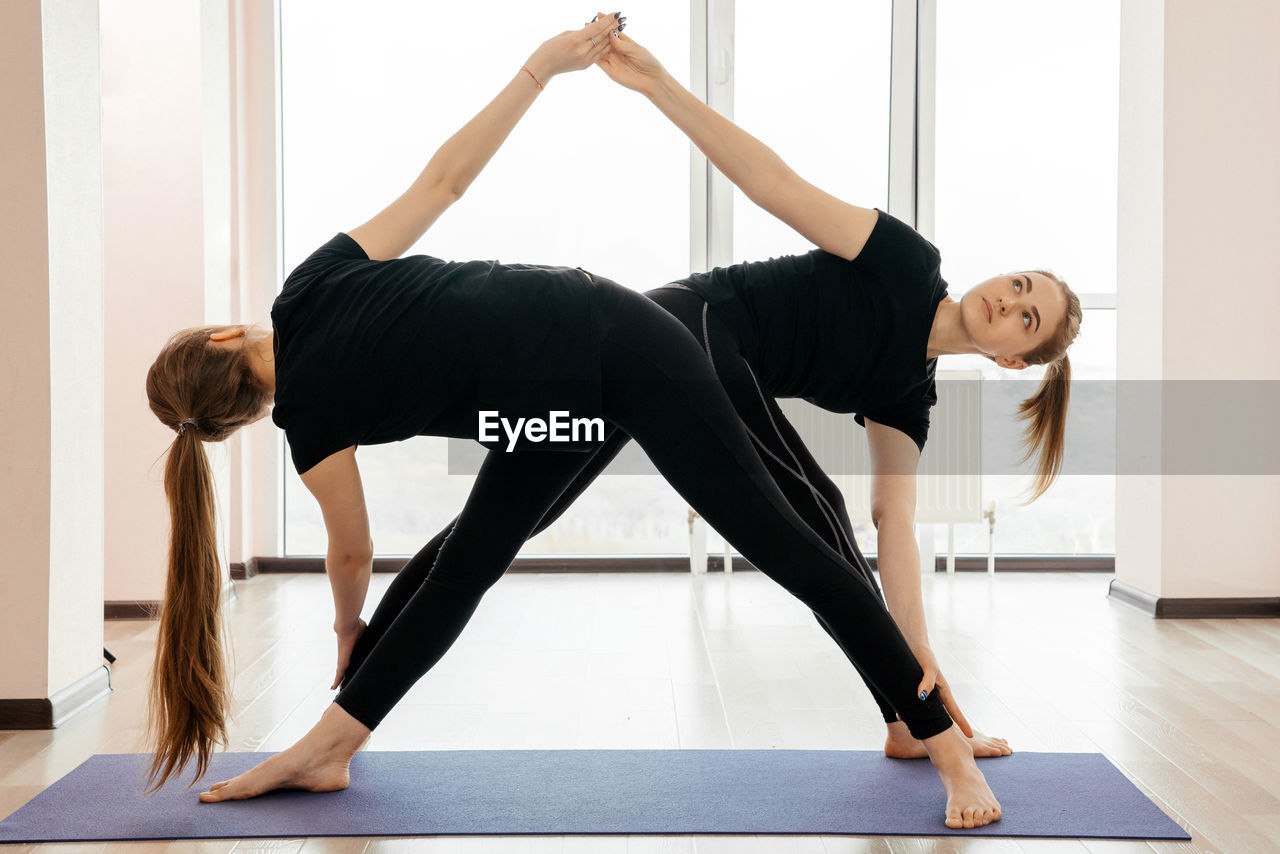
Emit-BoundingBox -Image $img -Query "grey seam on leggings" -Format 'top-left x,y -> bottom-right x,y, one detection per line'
739,360 -> 862,563
699,303 -> 877,598
699,303 -> 858,562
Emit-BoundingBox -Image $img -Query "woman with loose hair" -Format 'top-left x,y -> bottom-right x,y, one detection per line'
145,16 -> 1021,831
338,24 -> 1083,785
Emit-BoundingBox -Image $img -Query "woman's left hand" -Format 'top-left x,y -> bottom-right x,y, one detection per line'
913,643 -> 975,738
524,14 -> 619,83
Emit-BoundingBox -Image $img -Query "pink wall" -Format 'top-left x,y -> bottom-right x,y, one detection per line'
1,0 -> 105,701
102,0 -> 207,603
1116,0 -> 1280,599
101,0 -> 284,604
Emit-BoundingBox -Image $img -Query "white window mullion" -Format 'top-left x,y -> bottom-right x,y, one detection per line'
914,0 -> 937,242
887,0 -> 919,228
689,0 -> 710,274
705,0 -> 735,270
692,0 -> 735,274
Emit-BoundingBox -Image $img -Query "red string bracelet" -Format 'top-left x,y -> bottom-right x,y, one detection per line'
520,66 -> 544,90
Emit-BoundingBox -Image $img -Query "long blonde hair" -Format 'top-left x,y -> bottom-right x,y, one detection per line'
142,325 -> 269,790
1001,270 -> 1083,504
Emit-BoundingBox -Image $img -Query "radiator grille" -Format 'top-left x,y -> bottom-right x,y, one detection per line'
775,370 -> 983,523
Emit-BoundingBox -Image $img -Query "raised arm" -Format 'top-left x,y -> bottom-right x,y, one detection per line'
595,29 -> 878,262
347,15 -> 621,261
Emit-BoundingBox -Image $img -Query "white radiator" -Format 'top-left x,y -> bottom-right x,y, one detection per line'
775,369 -> 984,524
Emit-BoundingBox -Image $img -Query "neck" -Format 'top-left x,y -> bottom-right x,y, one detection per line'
248,330 -> 276,399
926,299 -> 980,360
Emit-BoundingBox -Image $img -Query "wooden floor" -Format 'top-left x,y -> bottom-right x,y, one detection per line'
2,570 -> 1278,853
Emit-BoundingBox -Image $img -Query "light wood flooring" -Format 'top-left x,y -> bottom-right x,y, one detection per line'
1,570 -> 1278,853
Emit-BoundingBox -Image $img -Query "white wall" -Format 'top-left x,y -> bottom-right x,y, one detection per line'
44,0 -> 108,695
1116,0 -> 1280,600
229,0 -> 285,567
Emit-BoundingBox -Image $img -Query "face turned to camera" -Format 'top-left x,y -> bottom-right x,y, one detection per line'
964,272 -> 1067,369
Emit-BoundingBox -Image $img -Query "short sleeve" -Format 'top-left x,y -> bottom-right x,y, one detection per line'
274,233 -> 371,333
853,209 -> 942,283
280,408 -> 361,476
305,232 -> 369,263
281,233 -> 369,292
855,399 -> 932,454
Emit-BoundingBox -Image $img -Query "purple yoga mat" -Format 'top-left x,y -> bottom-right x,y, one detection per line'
0,749 -> 1189,843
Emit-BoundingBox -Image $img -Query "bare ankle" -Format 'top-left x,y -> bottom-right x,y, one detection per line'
885,720 -> 912,738
313,703 -> 372,753
923,725 -> 973,763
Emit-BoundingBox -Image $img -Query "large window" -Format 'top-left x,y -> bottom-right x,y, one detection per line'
930,0 -> 1119,554
280,1 -> 694,556
280,1 -> 1117,558
731,0 -> 892,259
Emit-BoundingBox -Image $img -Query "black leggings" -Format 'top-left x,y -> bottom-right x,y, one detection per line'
333,278 -> 950,740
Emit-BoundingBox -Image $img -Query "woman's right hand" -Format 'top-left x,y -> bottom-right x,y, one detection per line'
911,642 -> 976,739
332,618 -> 367,691
524,15 -> 620,84
594,25 -> 667,96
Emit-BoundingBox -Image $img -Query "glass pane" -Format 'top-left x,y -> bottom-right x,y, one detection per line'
931,1 -> 1119,555
933,0 -> 1120,294
731,0 -> 892,260
280,1 -> 694,556
943,310 -> 1115,556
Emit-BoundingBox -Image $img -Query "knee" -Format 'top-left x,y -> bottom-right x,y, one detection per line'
810,470 -> 847,511
425,537 -> 518,597
781,572 -> 869,612
423,568 -> 505,600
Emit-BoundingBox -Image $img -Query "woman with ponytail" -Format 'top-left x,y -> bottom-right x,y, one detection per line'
144,325 -> 273,789
143,14 -> 1011,831
339,25 -> 1084,776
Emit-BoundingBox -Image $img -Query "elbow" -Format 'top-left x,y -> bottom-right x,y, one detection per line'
748,162 -> 796,210
871,505 -> 915,531
440,181 -> 467,203
429,173 -> 467,202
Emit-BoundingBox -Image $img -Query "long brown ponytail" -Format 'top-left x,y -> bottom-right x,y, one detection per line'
1007,270 -> 1082,504
144,325 -> 271,790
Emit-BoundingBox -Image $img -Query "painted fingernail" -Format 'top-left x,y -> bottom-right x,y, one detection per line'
919,689 -> 929,701
613,11 -> 621,18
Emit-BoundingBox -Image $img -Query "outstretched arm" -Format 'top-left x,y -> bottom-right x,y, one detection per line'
596,28 -> 878,262
348,15 -> 620,261
866,419 -> 974,738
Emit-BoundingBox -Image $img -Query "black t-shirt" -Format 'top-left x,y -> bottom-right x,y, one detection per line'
271,234 -> 603,475
672,209 -> 948,452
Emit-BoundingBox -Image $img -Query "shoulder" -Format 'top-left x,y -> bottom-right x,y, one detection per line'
852,210 -> 941,276
278,233 -> 369,303
299,232 -> 370,270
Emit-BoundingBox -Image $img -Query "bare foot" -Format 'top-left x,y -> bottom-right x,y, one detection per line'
884,720 -> 1012,759
922,724 -> 1002,829
199,703 -> 370,803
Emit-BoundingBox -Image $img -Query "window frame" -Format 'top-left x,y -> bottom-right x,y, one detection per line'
272,0 -> 1116,557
